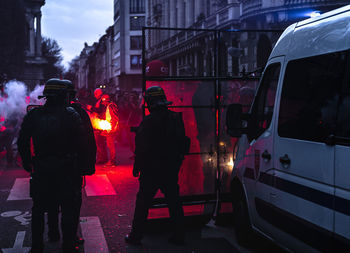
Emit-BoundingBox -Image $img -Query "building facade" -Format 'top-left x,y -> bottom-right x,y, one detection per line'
0,0 -> 46,88
76,43 -> 95,90
72,26 -> 114,93
112,0 -> 146,92
23,0 -> 46,88
145,0 -> 349,76
72,0 -> 146,94
71,0 -> 349,94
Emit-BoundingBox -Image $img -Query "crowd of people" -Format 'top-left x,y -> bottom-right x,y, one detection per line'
83,87 -> 143,166
0,82 -> 143,168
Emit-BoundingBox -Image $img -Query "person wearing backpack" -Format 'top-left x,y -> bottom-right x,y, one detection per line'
17,79 -> 89,253
125,86 -> 189,246
44,80 -> 97,248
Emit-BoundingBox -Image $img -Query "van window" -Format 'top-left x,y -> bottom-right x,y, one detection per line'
278,51 -> 348,143
248,63 -> 280,141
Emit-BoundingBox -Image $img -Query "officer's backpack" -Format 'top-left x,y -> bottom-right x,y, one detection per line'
164,111 -> 190,158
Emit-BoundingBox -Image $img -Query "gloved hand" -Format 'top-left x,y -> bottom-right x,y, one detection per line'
132,163 -> 140,177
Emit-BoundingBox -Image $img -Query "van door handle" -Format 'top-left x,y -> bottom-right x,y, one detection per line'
279,154 -> 291,167
261,150 -> 271,161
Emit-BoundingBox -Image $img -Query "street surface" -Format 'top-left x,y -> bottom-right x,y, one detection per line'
0,145 -> 286,253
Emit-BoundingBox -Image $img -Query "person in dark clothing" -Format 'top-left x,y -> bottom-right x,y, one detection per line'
100,94 -> 119,166
45,80 -> 97,246
67,82 -> 96,243
17,78 -> 88,253
67,81 -> 96,175
88,88 -> 108,164
0,117 -> 18,167
127,92 -> 142,156
125,86 -> 187,246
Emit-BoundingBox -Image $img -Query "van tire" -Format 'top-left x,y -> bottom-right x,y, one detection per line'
234,197 -> 252,246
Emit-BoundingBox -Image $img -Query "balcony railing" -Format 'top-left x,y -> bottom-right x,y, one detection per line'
285,0 -> 329,4
241,0 -> 262,16
145,28 -> 211,60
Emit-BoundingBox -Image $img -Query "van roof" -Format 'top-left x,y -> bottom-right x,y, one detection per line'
296,5 -> 350,27
269,4 -> 350,61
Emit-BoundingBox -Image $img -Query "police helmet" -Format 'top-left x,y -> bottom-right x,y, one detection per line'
38,78 -> 69,99
64,79 -> 75,94
144,86 -> 172,108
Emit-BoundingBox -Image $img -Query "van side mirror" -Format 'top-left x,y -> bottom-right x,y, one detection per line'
226,104 -> 243,137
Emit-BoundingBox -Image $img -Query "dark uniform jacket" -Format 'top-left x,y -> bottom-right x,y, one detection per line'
17,104 -> 88,178
71,102 -> 96,175
134,107 -> 186,176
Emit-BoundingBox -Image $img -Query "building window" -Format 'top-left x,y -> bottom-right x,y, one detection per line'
130,55 -> 142,69
114,0 -> 120,21
114,38 -> 120,51
114,19 -> 120,35
130,36 -> 142,50
130,16 -> 145,30
130,0 -> 145,13
114,57 -> 120,69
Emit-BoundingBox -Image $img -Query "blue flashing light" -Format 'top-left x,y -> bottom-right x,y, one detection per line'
306,11 -> 321,18
289,9 -> 322,20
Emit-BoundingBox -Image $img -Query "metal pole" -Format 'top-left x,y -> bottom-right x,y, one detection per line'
142,27 -> 146,118
212,30 -> 221,220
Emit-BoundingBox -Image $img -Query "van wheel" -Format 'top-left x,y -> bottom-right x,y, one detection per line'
234,197 -> 252,246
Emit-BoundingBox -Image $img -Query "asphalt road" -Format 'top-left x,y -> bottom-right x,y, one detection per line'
0,146 -> 286,253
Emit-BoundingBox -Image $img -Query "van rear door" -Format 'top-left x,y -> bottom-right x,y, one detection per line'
272,50 -> 348,251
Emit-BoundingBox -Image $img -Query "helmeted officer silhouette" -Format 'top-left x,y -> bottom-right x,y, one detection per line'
125,86 -> 189,245
45,80 -> 97,247
18,78 -> 88,253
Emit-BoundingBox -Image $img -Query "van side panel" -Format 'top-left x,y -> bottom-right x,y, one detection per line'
334,91 -> 350,243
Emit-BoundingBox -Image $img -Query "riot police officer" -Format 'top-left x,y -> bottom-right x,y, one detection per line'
45,80 -> 97,246
67,81 -> 96,243
17,78 -> 88,253
125,86 -> 187,245
66,81 -> 96,175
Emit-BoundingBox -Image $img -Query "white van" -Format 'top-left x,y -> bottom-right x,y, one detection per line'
226,5 -> 350,252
